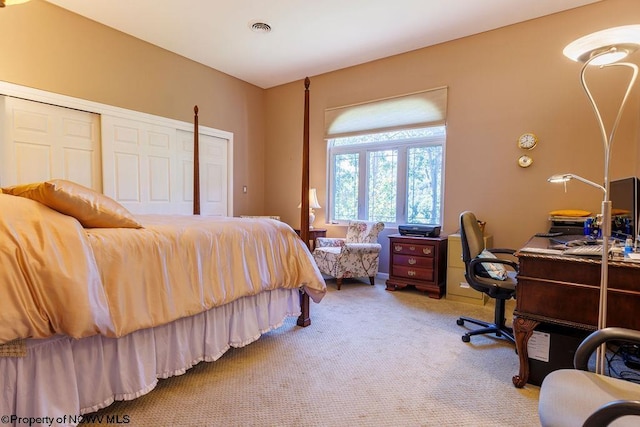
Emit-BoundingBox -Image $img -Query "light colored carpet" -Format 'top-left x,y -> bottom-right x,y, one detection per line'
87,279 -> 540,426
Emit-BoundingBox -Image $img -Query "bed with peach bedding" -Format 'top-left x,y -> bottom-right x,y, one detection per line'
0,182 -> 325,424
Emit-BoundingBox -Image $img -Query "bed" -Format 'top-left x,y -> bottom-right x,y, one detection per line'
0,80 -> 321,425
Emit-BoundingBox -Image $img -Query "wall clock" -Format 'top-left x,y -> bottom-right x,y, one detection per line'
518,132 -> 538,150
518,155 -> 533,168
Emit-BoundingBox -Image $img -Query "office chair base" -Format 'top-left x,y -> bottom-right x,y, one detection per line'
457,316 -> 515,344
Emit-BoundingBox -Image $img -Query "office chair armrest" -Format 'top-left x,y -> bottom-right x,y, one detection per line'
469,256 -> 519,272
583,400 -> 640,427
574,327 -> 640,371
486,248 -> 518,257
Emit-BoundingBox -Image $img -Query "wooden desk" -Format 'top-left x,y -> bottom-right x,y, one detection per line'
512,237 -> 640,387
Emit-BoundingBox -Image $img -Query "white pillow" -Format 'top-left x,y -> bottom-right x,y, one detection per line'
477,249 -> 508,280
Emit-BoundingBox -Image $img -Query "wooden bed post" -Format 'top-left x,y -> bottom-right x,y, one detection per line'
297,77 -> 311,327
193,105 -> 200,215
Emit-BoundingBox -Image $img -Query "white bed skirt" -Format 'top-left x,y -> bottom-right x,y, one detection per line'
0,288 -> 301,426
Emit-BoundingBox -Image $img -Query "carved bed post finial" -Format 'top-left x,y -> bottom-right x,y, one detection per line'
193,105 -> 200,215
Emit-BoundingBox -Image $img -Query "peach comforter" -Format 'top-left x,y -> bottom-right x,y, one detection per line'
0,194 -> 326,345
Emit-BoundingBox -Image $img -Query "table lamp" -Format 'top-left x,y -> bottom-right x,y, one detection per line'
551,25 -> 640,375
298,188 -> 322,229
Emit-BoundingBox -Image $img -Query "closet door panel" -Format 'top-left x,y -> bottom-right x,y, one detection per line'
1,96 -> 100,189
201,134 -> 228,216
176,130 -> 228,216
102,115 -> 178,214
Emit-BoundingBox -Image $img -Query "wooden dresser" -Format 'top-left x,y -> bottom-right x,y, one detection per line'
385,234 -> 448,298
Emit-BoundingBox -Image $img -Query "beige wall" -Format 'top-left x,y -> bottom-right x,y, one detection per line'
1,0 -> 640,263
0,0 -> 266,215
265,0 -> 640,257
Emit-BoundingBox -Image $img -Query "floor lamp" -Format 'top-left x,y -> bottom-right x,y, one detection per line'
550,25 -> 640,375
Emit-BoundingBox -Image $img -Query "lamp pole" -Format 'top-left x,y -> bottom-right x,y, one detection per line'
563,27 -> 640,374
579,51 -> 638,374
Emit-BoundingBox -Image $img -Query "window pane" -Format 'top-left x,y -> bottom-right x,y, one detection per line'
368,149 -> 397,223
407,146 -> 443,224
332,126 -> 445,147
333,153 -> 359,220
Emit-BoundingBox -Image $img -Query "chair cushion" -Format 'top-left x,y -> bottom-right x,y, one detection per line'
539,369 -> 640,427
476,249 -> 508,280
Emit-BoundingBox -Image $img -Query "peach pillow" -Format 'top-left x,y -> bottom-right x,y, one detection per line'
3,179 -> 142,229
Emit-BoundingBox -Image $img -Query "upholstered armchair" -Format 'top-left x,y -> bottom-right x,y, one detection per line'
312,221 -> 384,290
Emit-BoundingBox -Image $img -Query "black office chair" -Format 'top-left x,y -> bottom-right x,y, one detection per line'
456,211 -> 518,343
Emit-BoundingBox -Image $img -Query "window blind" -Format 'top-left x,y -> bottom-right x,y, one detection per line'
324,86 -> 448,139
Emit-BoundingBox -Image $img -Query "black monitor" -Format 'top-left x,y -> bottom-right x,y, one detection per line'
610,177 -> 640,239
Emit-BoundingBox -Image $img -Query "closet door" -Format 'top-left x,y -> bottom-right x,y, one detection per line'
0,96 -> 101,188
101,115 -> 179,214
177,130 -> 229,216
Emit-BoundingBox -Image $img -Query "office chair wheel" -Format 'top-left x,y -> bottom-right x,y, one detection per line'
462,334 -> 471,343
456,318 -> 464,326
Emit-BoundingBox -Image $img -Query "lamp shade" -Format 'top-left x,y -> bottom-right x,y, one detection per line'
547,173 -> 605,193
298,188 -> 322,209
308,188 -> 321,209
563,25 -> 640,65
0,0 -> 31,6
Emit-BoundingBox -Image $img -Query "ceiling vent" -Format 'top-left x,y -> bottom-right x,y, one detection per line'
250,22 -> 272,34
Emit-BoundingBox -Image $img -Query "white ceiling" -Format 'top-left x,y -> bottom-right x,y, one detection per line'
45,0 -> 600,89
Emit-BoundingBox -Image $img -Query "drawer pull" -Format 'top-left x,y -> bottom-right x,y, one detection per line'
408,270 -> 416,276
408,258 -> 417,265
394,245 -> 403,252
422,247 -> 432,255
409,246 -> 416,251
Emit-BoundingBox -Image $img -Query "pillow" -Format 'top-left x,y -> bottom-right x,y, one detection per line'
2,179 -> 142,229
476,249 -> 508,281
549,209 -> 591,217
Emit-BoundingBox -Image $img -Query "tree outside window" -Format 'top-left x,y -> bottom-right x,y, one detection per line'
328,126 -> 445,226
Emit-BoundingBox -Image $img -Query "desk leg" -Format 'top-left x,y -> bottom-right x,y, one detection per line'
512,316 -> 540,388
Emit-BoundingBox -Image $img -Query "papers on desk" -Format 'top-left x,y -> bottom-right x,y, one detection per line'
519,246 -> 564,255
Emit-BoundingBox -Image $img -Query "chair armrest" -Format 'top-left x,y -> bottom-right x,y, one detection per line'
574,327 -> 640,371
343,243 -> 382,254
469,256 -> 519,272
316,237 -> 346,248
487,248 -> 518,257
583,400 -> 640,427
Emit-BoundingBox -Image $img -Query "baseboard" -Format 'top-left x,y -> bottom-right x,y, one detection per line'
376,272 -> 389,281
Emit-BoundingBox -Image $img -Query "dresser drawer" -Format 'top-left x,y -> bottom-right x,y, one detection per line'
446,267 -> 483,299
391,242 -> 435,257
393,265 -> 434,282
393,254 -> 434,269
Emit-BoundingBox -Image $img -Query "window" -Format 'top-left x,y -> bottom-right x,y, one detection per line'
325,87 -> 447,226
328,127 -> 445,225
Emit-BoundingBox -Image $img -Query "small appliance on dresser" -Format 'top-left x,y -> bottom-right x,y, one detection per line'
386,233 -> 448,298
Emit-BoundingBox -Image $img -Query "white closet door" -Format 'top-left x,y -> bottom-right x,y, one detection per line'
101,115 -> 180,214
0,96 -> 100,189
177,130 -> 229,216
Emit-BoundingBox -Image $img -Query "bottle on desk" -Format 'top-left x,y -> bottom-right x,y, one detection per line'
625,237 -> 634,257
